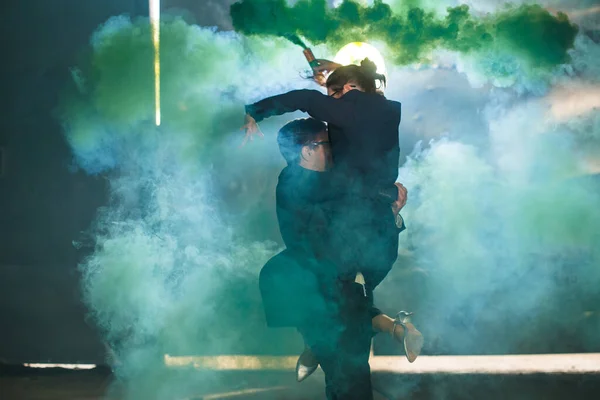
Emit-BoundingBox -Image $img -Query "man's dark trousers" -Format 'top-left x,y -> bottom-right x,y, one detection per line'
300,279 -> 375,400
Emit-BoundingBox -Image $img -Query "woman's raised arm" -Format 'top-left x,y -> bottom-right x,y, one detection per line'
246,89 -> 353,127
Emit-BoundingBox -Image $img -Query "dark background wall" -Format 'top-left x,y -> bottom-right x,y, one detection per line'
0,0 -> 151,364
1,0 -> 599,365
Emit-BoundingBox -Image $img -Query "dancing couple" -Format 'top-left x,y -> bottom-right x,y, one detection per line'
243,58 -> 424,400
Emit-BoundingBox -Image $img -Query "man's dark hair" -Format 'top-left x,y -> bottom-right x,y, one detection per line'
277,118 -> 327,165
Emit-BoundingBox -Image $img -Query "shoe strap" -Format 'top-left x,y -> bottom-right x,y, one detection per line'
392,311 -> 413,338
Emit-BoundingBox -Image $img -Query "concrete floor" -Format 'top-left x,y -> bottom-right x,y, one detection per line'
2,361 -> 600,400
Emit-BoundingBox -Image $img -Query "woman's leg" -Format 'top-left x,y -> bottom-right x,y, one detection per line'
372,313 -> 424,363
359,202 -> 424,362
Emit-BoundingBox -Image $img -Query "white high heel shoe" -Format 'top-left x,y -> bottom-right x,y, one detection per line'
295,346 -> 319,382
393,311 -> 424,363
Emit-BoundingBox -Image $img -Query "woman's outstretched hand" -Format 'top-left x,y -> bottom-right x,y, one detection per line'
311,59 -> 342,87
313,59 -> 342,74
240,113 -> 264,147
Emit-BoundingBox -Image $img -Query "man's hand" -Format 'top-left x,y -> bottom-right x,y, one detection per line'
392,182 -> 408,216
240,114 -> 264,147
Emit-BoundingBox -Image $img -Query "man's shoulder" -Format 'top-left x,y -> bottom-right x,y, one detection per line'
277,165 -> 329,204
276,166 -> 292,196
277,165 -> 298,188
276,165 -> 303,203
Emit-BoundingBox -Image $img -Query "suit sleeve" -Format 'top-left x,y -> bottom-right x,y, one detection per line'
246,89 -> 352,127
276,184 -> 311,255
276,181 -> 332,263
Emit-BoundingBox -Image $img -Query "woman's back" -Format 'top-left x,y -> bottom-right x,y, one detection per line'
246,88 -> 401,197
327,90 -> 401,198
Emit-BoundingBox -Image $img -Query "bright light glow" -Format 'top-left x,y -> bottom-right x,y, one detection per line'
23,363 -> 97,370
546,85 -> 600,122
165,353 -> 600,374
334,42 -> 387,78
164,354 -> 297,370
202,387 -> 288,399
549,5 -> 600,19
150,0 -> 161,126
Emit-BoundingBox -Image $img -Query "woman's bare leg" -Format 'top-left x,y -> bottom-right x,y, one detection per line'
371,314 -> 423,363
299,313 -> 423,378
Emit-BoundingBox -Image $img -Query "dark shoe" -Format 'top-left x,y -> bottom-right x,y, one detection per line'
295,347 -> 319,382
393,311 -> 424,363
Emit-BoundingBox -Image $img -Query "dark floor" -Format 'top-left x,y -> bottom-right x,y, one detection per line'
2,363 -> 600,400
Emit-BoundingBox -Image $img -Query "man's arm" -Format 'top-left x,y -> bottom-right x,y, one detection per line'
246,89 -> 353,127
276,181 -> 317,254
276,178 -> 332,261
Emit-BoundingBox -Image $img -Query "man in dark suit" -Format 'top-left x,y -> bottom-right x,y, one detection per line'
259,118 -> 422,400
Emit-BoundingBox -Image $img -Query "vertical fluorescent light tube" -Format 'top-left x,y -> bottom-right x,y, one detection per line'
150,0 -> 161,126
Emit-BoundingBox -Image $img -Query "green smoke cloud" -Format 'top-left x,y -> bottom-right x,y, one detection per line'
58,5 -> 600,397
59,15 -> 317,398
230,0 -> 578,70
58,15 -> 310,174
